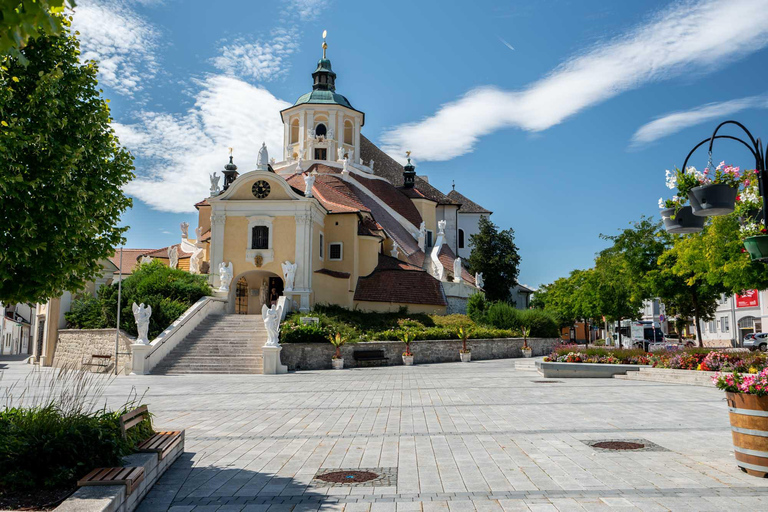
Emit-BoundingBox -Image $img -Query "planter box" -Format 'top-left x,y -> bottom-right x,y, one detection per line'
744,235 -> 768,261
725,392 -> 768,478
331,358 -> 344,370
689,183 -> 738,217
536,361 -> 647,378
460,352 -> 471,363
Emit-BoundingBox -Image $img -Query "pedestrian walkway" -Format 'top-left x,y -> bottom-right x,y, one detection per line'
2,356 -> 766,511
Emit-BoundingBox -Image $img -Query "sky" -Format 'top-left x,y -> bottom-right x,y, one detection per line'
71,0 -> 768,289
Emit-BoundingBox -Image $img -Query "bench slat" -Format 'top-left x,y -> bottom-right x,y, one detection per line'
122,415 -> 145,431
77,466 -> 145,495
120,404 -> 148,425
138,431 -> 183,459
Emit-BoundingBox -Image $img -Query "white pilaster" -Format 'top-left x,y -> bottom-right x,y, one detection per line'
353,117 -> 361,163
210,211 -> 226,289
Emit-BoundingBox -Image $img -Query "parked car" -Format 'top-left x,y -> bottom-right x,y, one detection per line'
744,332 -> 768,352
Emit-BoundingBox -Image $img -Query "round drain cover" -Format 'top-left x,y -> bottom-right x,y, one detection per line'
592,441 -> 645,450
316,470 -> 379,483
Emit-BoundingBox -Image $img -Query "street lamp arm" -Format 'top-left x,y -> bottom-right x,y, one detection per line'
681,134 -> 759,173
708,120 -> 764,171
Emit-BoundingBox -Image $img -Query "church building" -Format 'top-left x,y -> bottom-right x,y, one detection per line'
196,36 -> 490,314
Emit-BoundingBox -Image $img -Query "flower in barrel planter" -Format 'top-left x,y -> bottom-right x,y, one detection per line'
714,369 -> 768,477
671,162 -> 741,217
659,170 -> 704,234
329,332 -> 349,370
456,325 -> 471,362
521,326 -> 533,358
400,330 -> 415,366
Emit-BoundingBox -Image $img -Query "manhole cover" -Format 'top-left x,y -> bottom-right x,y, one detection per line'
315,470 -> 380,484
591,441 -> 645,450
531,380 -> 563,383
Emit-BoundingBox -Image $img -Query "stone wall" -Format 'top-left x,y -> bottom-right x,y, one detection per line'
53,329 -> 135,375
280,337 -> 559,371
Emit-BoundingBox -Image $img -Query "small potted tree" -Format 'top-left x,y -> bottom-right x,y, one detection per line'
401,330 -> 414,366
456,325 -> 471,362
521,326 -> 532,358
329,332 -> 349,369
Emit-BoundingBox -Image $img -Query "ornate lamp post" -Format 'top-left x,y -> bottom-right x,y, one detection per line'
663,120 -> 768,258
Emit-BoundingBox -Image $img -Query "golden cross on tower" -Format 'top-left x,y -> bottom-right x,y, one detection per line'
322,30 -> 328,59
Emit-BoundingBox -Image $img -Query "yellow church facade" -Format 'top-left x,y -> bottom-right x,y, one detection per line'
195,41 -> 489,315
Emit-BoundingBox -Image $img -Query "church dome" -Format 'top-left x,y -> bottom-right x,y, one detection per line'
293,89 -> 354,109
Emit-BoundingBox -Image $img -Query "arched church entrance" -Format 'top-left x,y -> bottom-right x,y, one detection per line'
227,270 -> 284,314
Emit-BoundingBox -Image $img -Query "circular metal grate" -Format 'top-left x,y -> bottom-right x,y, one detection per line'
316,470 -> 380,484
591,441 -> 645,450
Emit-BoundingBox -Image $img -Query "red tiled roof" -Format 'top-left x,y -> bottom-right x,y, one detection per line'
195,199 -> 210,209
141,244 -> 192,259
353,174 -> 423,228
287,172 -> 370,214
447,189 -> 492,214
354,254 -> 447,306
358,216 -> 383,237
108,249 -> 155,275
315,268 -> 351,279
437,244 -> 475,285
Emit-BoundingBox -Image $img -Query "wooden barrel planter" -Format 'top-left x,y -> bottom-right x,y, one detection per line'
726,391 -> 768,477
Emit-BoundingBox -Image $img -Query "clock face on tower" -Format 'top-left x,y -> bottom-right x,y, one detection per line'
252,180 -> 271,199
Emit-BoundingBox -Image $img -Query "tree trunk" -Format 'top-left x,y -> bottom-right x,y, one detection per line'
692,292 -> 704,348
617,317 -> 622,347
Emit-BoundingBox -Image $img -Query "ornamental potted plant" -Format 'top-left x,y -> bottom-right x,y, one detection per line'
658,196 -> 705,234
456,325 -> 471,362
521,326 -> 532,358
713,369 -> 768,477
329,332 -> 349,370
401,330 -> 414,366
734,171 -> 768,260
671,163 -> 740,217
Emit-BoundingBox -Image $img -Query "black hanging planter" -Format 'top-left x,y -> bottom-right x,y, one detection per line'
661,206 -> 705,234
688,183 -> 738,216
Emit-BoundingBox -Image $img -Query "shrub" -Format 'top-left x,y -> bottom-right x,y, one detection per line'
593,339 -> 606,346
516,309 -> 559,338
430,314 -> 473,328
486,302 -> 518,329
64,295 -> 105,329
281,323 -> 329,344
466,293 -> 488,323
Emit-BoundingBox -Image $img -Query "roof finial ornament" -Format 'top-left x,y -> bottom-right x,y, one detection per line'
452,180 -> 455,191
322,30 -> 328,59
406,150 -> 411,164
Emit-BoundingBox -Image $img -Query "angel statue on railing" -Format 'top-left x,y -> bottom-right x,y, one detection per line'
218,261 -> 234,293
180,222 -> 189,239
132,302 -> 152,345
262,303 -> 284,347
209,172 -> 221,195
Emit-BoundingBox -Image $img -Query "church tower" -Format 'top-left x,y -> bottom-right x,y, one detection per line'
279,31 -> 365,165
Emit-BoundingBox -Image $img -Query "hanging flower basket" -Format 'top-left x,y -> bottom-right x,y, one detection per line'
744,235 -> 768,261
689,183 -> 738,216
661,206 -> 705,234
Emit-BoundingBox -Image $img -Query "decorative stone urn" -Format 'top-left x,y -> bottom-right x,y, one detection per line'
402,355 -> 414,366
332,358 -> 344,370
460,351 -> 471,363
522,347 -> 533,358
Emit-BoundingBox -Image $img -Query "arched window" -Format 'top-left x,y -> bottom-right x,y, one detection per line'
458,229 -> 465,249
315,123 -> 327,137
344,120 -> 353,145
290,119 -> 299,144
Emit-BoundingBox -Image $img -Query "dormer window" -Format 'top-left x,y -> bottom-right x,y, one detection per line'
315,123 -> 327,137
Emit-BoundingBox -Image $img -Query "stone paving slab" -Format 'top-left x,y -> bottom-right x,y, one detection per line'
2,356 -> 767,511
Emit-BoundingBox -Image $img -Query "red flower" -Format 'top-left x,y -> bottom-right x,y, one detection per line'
736,195 -> 741,202
742,248 -> 747,253
762,228 -> 768,234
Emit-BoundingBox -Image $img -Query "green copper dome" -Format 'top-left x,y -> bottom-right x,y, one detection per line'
294,89 -> 354,109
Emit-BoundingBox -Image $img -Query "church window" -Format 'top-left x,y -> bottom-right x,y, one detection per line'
314,148 -> 327,160
252,226 -> 269,250
315,123 -> 327,137
329,242 -> 343,261
319,232 -> 324,260
290,119 -> 299,144
426,231 -> 433,248
344,120 -> 353,145
458,229 -> 465,249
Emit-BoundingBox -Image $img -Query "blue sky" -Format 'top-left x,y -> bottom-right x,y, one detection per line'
72,0 -> 768,288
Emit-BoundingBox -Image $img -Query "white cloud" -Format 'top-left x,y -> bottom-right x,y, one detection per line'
285,0 -> 330,22
381,0 -> 768,161
118,75 -> 290,213
212,27 -> 300,82
71,0 -> 159,96
631,94 -> 768,146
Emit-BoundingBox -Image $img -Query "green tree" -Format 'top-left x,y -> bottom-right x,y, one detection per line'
1,1 -> 74,58
0,17 -> 134,304
467,216 -> 521,302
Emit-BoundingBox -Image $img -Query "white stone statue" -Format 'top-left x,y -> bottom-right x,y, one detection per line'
337,146 -> 345,161
139,255 -> 152,265
209,172 -> 220,195
218,261 -> 233,293
359,156 -> 364,165
328,128 -> 334,140
453,257 -> 462,283
262,303 -> 284,347
390,242 -> 399,258
413,221 -> 426,251
260,279 -> 268,307
286,145 -> 294,161
304,172 -> 316,198
438,219 -> 447,236
257,142 -> 269,170
181,226 -> 206,274
270,157 -> 276,165
132,302 -> 152,345
341,157 -> 350,180
168,245 -> 179,269
180,222 -> 189,239
475,272 -> 484,289
281,261 -> 297,292
369,159 -> 374,170
308,128 -> 316,140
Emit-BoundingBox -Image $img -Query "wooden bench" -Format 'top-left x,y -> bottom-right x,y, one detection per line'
77,405 -> 184,495
353,349 -> 388,364
81,354 -> 112,372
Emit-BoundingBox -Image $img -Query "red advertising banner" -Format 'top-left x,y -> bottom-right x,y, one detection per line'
736,290 -> 759,308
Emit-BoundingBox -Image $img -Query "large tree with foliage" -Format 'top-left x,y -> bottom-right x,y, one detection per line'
1,1 -> 74,59
467,216 -> 521,302
0,16 -> 134,304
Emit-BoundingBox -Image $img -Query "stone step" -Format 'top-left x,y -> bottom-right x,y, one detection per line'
613,367 -> 718,387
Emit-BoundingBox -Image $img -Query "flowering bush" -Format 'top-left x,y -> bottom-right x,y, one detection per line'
713,368 -> 768,396
700,351 -> 739,372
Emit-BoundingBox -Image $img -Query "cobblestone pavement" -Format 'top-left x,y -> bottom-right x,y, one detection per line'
3,356 -> 768,511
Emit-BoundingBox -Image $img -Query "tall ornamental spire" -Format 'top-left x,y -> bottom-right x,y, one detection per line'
312,29 -> 336,91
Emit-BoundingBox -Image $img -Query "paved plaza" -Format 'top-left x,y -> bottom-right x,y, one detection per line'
3,357 -> 768,511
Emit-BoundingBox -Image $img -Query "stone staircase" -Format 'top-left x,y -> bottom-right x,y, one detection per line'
514,357 -> 541,372
613,367 -> 718,387
152,315 -> 265,375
